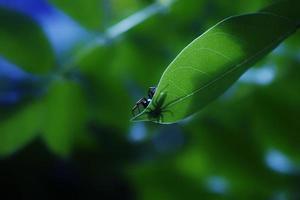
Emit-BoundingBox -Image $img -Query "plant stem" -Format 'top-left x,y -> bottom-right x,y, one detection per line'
60,1 -> 176,74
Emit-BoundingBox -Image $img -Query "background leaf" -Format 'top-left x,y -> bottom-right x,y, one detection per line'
49,0 -> 104,30
132,1 -> 300,123
0,101 -> 42,157
1,0 -> 300,199
78,46 -> 132,132
42,81 -> 88,157
0,7 -> 55,74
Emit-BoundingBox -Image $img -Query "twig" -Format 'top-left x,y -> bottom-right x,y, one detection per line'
60,1 -> 176,73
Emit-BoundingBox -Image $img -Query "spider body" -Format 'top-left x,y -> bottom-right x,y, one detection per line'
132,87 -> 156,116
144,90 -> 174,123
132,85 -> 174,123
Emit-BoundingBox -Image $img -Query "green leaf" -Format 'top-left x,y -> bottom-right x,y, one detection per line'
49,0 -> 103,30
77,46 -> 132,132
0,7 -> 55,74
0,102 -> 43,157
132,0 -> 300,124
42,81 -> 87,157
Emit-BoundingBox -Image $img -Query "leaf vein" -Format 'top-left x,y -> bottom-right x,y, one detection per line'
197,47 -> 232,61
167,28 -> 295,108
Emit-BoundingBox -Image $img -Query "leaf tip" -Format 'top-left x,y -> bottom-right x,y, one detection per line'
130,112 -> 149,122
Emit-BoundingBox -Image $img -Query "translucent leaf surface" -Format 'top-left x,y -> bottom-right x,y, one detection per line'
132,0 -> 300,123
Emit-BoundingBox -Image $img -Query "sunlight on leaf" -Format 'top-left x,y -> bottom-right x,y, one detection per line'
132,0 -> 300,124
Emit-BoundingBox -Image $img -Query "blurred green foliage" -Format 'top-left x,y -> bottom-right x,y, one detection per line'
50,0 -> 105,30
0,100 -> 43,156
0,7 -> 54,74
0,0 -> 300,199
42,81 -> 88,157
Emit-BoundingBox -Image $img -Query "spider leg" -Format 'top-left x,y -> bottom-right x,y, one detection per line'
163,109 -> 174,116
132,97 -> 150,117
137,104 -> 141,112
137,98 -> 148,107
132,104 -> 140,116
159,114 -> 164,123
131,105 -> 136,116
148,87 -> 156,99
151,96 -> 157,106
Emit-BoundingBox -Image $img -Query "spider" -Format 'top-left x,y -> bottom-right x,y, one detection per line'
132,87 -> 156,116
132,85 -> 175,123
133,85 -> 173,122
143,90 -> 174,123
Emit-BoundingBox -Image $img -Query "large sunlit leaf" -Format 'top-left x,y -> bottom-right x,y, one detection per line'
132,0 -> 300,124
0,7 -> 55,74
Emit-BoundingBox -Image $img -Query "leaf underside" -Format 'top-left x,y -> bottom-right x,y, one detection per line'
132,1 -> 300,124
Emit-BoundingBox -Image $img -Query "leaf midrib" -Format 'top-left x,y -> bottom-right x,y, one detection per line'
165,13 -> 297,109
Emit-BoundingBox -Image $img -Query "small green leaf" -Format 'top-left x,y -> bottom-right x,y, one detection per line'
49,0 -> 103,30
42,81 -> 87,157
132,1 -> 300,124
77,46 -> 132,132
0,102 -> 43,157
0,7 -> 55,74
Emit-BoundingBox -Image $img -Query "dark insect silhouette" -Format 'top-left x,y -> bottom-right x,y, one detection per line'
132,87 -> 156,116
132,84 -> 175,123
143,91 -> 171,122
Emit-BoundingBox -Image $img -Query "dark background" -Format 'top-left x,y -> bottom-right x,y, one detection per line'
0,0 -> 300,199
